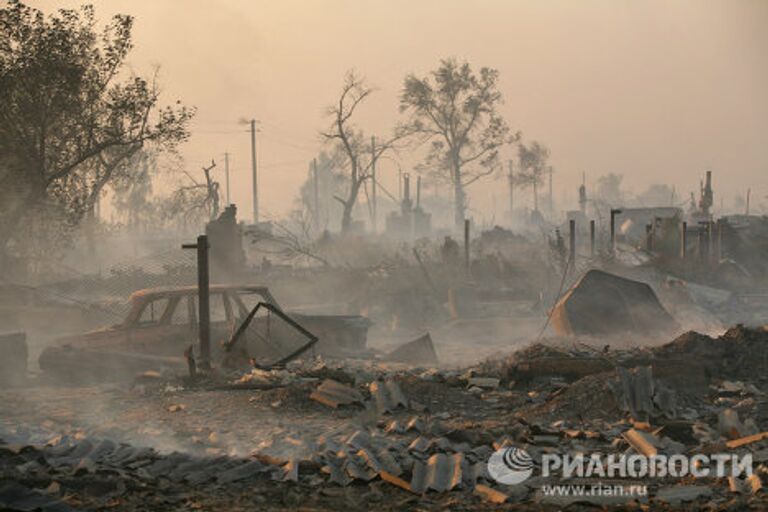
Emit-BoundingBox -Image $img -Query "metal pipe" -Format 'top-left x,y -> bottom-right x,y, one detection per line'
182,235 -> 211,370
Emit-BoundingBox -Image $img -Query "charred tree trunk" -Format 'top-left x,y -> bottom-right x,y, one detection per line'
340,179 -> 362,233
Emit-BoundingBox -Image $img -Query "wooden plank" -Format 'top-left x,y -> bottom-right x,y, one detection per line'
379,471 -> 413,493
725,431 -> 768,449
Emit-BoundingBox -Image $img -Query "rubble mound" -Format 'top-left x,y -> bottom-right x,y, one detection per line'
517,371 -> 621,423
653,325 -> 768,380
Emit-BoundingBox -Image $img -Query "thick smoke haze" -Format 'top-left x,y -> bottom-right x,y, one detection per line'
31,0 -> 768,223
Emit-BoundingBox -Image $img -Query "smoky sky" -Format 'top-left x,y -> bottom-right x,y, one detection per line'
30,0 -> 768,222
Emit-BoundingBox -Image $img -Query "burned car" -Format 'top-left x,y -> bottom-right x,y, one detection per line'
38,285 -> 371,379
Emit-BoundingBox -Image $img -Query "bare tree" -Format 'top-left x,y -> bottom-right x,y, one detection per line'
164,160 -> 220,227
247,211 -> 330,267
399,58 -> 519,229
321,70 -> 401,233
516,141 -> 550,212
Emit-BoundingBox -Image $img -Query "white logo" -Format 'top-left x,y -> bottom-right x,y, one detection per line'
487,447 -> 534,484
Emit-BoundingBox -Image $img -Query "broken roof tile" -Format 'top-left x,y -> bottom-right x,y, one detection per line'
310,379 -> 364,409
410,453 -> 463,493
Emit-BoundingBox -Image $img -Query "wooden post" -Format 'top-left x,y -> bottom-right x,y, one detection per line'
715,219 -> 723,263
697,225 -> 707,262
569,219 -> 576,265
746,188 -> 751,215
589,220 -> 596,257
697,221 -> 711,264
646,224 -> 653,252
224,152 -> 230,205
182,235 -> 211,370
681,221 -> 687,259
610,209 -> 622,257
416,176 -> 421,209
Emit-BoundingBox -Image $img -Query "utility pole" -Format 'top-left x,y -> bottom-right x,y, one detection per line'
371,136 -> 377,233
548,165 -> 554,212
250,119 -> 258,224
312,158 -> 319,232
507,159 -> 514,227
224,152 -> 230,205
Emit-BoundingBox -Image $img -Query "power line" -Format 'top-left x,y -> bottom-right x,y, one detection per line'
191,129 -> 249,134
258,133 -> 318,152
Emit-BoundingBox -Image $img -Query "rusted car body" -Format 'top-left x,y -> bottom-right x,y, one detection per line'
38,285 -> 371,379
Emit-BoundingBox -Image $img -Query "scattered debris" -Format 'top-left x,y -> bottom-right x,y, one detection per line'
410,453 -> 463,493
622,428 -> 659,457
474,484 -> 508,504
655,485 -> 712,504
5,324 -> 768,510
466,377 -> 500,389
725,431 -> 768,449
310,379 -> 364,409
369,379 -> 408,414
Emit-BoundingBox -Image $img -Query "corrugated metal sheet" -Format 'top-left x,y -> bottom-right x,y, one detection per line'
369,379 -> 408,414
410,453 -> 464,493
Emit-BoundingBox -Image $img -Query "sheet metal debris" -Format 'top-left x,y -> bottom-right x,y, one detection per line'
386,333 -> 439,365
550,269 -> 677,336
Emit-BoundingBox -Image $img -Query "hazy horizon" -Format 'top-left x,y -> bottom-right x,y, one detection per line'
31,0 -> 768,225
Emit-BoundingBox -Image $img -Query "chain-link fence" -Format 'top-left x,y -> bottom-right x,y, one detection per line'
1,247 -> 199,323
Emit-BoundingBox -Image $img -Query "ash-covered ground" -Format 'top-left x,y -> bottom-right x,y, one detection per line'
3,326 -> 768,511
